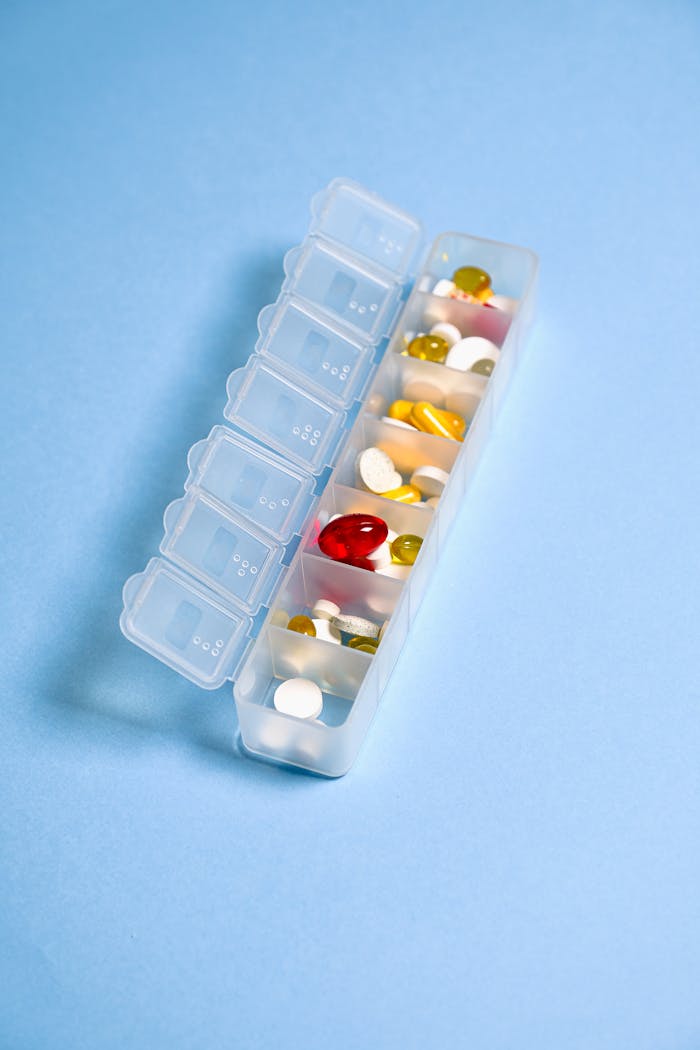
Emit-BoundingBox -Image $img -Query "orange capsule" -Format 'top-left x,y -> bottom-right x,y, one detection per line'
409,402 -> 463,441
434,407 -> 466,439
378,484 -> 422,503
387,399 -> 415,422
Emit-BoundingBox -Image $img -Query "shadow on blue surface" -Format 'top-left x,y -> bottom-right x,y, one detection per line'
38,248 -> 319,782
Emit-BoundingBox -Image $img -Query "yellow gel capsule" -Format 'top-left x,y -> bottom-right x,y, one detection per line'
407,334 -> 449,364
476,286 -> 493,302
452,265 -> 491,297
378,483 -> 422,503
432,406 -> 466,438
390,534 -> 423,565
286,614 -> 316,637
471,358 -> 495,377
388,399 -> 415,422
410,401 -> 463,441
347,635 -> 379,653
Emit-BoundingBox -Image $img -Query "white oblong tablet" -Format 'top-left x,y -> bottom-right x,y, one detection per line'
366,540 -> 392,570
487,294 -> 518,314
433,279 -> 456,297
312,618 -> 342,644
381,416 -> 417,431
356,446 -> 400,494
410,464 -> 450,497
330,613 -> 380,639
273,677 -> 323,720
311,598 -> 341,621
445,337 -> 500,373
429,321 -> 462,348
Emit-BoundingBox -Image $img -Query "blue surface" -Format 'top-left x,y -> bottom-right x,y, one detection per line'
2,1 -> 700,1047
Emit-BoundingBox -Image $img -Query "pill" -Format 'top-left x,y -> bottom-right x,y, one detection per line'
410,401 -> 464,441
435,408 -> 466,438
342,555 -> 376,572
348,639 -> 378,654
452,265 -> 491,297
390,534 -> 423,565
274,677 -> 323,720
407,334 -> 449,364
486,294 -> 518,314
287,614 -> 316,637
378,620 -> 389,642
331,613 -> 380,639
375,562 -> 412,580
410,464 -> 450,497
403,377 -> 446,403
445,336 -> 500,373
426,496 -> 441,509
318,513 -> 388,561
381,415 -> 418,430
387,399 -> 415,422
433,278 -> 456,297
312,618 -> 342,644
311,598 -> 341,621
429,322 -> 462,348
270,608 -> 290,628
471,358 -> 495,377
378,483 -> 422,503
367,540 -> 393,570
356,447 -> 402,494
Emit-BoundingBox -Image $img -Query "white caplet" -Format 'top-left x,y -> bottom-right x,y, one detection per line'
381,416 -> 417,431
273,677 -> 323,720
429,322 -> 462,348
330,612 -> 380,639
433,279 -> 456,297
410,464 -> 450,498
312,618 -> 342,644
356,446 -> 401,494
445,336 -> 501,373
311,598 -> 341,621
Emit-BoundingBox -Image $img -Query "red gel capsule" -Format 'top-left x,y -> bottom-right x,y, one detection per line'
318,513 -> 388,562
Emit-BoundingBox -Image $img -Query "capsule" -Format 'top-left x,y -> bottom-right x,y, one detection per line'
407,334 -> 449,364
318,513 -> 388,561
452,265 -> 491,298
378,483 -> 422,504
286,615 -> 316,637
347,635 -> 379,653
409,402 -> 464,441
390,534 -> 423,565
387,399 -> 415,422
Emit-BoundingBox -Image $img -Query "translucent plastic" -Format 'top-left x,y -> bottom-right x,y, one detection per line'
120,177 -> 538,774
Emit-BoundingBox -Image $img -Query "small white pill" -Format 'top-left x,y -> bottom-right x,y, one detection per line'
433,278 -> 456,297
410,464 -> 450,497
312,618 -> 342,644
386,527 -> 398,544
381,415 -> 417,431
269,608 -> 290,628
273,677 -> 323,720
311,598 -> 341,621
356,446 -> 401,494
487,294 -> 519,314
367,540 -> 393,570
429,321 -> 462,348
426,496 -> 441,509
375,562 -> 412,580
445,336 -> 501,373
330,613 -> 380,639
403,378 -> 445,403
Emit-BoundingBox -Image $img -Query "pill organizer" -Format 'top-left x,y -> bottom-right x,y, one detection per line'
121,178 -> 538,776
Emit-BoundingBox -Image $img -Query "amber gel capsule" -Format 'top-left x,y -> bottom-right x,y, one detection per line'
390,534 -> 423,566
452,265 -> 492,298
287,615 -> 316,637
407,334 -> 449,364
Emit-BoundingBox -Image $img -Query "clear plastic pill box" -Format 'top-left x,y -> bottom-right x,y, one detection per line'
121,178 -> 538,775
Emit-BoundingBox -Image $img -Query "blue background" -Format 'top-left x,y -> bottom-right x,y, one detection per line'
2,1 -> 700,1047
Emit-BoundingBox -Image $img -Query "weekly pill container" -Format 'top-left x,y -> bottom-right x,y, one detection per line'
121,178 -> 538,776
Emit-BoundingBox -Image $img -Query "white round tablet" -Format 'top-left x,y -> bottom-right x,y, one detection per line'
410,464 -> 450,497
330,613 -> 380,639
273,677 -> 323,720
366,540 -> 392,570
445,337 -> 500,373
429,321 -> 462,348
311,598 -> 341,621
487,294 -> 518,314
356,446 -> 401,494
312,618 -> 342,644
403,378 -> 445,403
433,278 -> 456,297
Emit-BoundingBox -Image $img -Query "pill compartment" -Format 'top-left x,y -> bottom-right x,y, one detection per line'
364,351 -> 488,426
394,289 -> 513,353
421,232 -> 538,304
224,358 -> 346,473
186,426 -> 315,543
256,295 -> 375,407
160,492 -> 284,611
334,415 -> 460,499
282,237 -> 405,341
